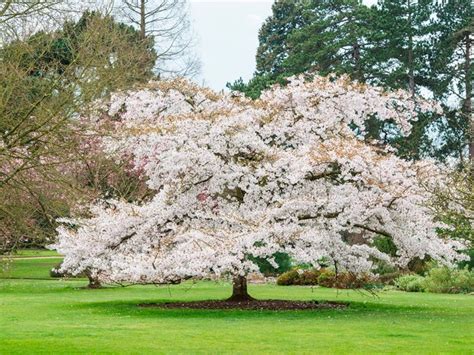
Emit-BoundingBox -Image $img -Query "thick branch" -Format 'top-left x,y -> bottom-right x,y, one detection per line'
353,223 -> 392,239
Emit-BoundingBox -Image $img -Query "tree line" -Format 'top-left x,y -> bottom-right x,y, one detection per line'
0,0 -> 197,253
228,0 -> 473,163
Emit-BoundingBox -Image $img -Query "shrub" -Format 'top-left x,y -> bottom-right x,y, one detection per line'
458,248 -> 474,271
423,267 -> 474,294
394,267 -> 474,294
373,260 -> 397,276
277,268 -> 378,289
276,269 -> 299,285
377,271 -> 406,285
316,269 -> 336,287
298,269 -> 321,285
276,268 -> 321,286
318,270 -> 377,289
394,274 -> 425,292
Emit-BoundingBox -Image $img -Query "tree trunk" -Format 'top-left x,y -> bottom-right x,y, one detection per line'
407,0 -> 415,98
463,32 -> 473,163
353,41 -> 361,81
86,272 -> 101,289
227,276 -> 255,302
140,0 -> 146,40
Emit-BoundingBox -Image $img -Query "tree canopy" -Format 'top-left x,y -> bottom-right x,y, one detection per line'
52,76 -> 464,299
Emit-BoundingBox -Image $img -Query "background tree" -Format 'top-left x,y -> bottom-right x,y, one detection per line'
228,0 -> 372,99
367,0 -> 434,95
118,0 -> 200,77
284,0 -> 372,82
255,0 -> 308,78
0,9 -> 156,253
228,0 -> 472,163
371,0 -> 471,162
0,0 -> 63,39
430,0 -> 473,163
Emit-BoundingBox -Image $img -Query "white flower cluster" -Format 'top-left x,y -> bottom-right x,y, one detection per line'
51,75 -> 462,284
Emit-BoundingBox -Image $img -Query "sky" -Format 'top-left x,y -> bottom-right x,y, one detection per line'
189,0 -> 378,91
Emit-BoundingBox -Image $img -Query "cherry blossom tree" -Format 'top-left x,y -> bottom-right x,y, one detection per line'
51,75 -> 465,300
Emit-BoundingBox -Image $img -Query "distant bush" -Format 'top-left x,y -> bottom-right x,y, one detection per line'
394,274 -> 425,292
423,267 -> 474,294
317,270 -> 376,289
394,267 -> 474,294
276,268 -> 321,286
373,261 -> 397,276
458,248 -> 474,271
277,268 -> 377,289
377,271 -> 407,285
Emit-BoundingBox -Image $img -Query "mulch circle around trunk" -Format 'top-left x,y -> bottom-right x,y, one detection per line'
139,299 -> 348,311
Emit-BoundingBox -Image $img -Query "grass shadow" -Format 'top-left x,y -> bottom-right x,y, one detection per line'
68,295 -> 432,321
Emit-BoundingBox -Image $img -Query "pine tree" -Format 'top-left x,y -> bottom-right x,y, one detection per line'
255,0 -> 308,77
430,0 -> 473,163
284,0 -> 372,81
366,0 -> 434,95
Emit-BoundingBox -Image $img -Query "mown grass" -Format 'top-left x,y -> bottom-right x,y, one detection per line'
0,253 -> 473,354
0,258 -> 64,279
11,249 -> 61,257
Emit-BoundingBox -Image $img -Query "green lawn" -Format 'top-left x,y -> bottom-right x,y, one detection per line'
11,249 -> 61,258
0,255 -> 473,354
0,258 -> 64,280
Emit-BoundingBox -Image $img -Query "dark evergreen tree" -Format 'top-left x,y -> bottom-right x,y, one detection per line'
255,0 -> 308,77
228,0 -> 472,163
367,0 -> 434,95
430,0 -> 473,162
284,0 -> 372,81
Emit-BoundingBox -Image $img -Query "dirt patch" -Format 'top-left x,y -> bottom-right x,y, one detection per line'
139,299 -> 348,311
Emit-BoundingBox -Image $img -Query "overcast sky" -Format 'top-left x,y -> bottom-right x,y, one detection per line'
189,0 -> 378,91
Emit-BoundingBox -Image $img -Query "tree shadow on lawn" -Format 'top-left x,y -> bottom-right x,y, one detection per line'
68,297 -> 430,321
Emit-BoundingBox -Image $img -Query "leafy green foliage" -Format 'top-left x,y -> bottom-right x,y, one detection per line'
277,268 -> 376,289
423,267 -> 474,294
284,0 -> 372,81
251,252 -> 292,276
276,268 -> 321,286
255,0 -> 309,77
458,249 -> 474,271
394,274 -> 425,292
227,74 -> 279,99
395,267 -> 474,294
373,235 -> 398,257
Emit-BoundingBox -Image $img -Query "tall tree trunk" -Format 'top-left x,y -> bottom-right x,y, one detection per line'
140,0 -> 146,40
227,276 -> 255,302
407,0 -> 415,98
353,41 -> 361,80
464,32 -> 473,163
